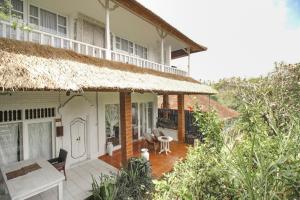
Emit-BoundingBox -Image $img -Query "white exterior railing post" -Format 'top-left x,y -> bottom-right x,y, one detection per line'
105,0 -> 111,60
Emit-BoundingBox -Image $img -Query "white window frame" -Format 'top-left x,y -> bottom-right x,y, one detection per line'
23,118 -> 56,160
0,0 -> 24,21
115,36 -> 148,59
28,4 -> 68,36
0,107 -> 57,162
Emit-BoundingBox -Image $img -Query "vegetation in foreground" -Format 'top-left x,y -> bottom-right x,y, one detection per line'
154,63 -> 300,199
89,157 -> 154,200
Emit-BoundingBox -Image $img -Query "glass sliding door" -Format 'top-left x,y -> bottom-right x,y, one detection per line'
28,122 -> 52,160
0,123 -> 23,166
132,103 -> 138,140
138,102 -> 154,138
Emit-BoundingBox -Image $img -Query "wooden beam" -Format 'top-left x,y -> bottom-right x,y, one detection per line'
177,94 -> 185,143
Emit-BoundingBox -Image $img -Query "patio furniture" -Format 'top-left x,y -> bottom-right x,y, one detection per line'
144,133 -> 159,154
152,129 -> 165,139
0,159 -> 65,200
48,148 -> 68,180
158,136 -> 173,155
185,134 -> 197,145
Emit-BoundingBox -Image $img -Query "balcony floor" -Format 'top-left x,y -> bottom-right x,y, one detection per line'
99,140 -> 188,179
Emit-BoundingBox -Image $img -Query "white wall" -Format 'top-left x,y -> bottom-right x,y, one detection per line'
0,91 -> 157,167
21,0 -> 185,65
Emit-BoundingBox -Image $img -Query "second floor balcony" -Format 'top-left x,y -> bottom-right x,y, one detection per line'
0,0 -> 206,77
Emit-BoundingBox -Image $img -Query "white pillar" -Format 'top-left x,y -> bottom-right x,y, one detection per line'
167,45 -> 172,66
161,37 -> 164,65
105,0 -> 111,60
187,48 -> 191,76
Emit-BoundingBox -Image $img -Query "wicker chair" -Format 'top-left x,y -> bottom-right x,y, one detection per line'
48,149 -> 68,180
144,133 -> 159,154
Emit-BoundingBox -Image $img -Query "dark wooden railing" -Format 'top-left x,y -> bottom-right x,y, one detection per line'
157,109 -> 198,134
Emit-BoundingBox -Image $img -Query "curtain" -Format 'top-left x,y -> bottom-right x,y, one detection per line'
148,102 -> 153,131
28,122 -> 52,160
0,123 -> 20,166
40,9 -> 57,33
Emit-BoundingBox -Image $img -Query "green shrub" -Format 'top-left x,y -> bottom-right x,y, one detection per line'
154,63 -> 300,199
90,157 -> 154,200
115,157 -> 154,200
89,175 -> 117,200
193,108 -> 224,151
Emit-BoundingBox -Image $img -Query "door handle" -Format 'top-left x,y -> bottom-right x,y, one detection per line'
76,137 -> 81,141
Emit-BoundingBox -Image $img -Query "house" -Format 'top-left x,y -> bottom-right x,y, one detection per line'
0,0 -> 217,172
158,95 -> 239,120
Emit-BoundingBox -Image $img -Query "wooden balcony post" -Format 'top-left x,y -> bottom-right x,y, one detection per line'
120,92 -> 133,166
177,94 -> 185,143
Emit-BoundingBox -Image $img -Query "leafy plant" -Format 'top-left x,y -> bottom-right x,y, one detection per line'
154,63 -> 300,199
90,157 -> 154,200
89,175 -> 117,200
0,0 -> 32,31
193,107 -> 224,151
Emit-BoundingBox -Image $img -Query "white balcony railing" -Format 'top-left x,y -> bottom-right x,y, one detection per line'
111,51 -> 187,76
0,20 -> 187,76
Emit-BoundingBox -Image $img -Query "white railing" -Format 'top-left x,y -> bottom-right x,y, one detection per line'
111,50 -> 188,76
0,20 -> 107,59
0,20 -> 188,76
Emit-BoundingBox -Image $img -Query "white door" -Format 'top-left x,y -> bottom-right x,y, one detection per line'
70,117 -> 87,160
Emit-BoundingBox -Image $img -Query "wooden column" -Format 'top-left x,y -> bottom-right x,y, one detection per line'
120,92 -> 133,166
177,94 -> 185,143
162,94 -> 169,119
162,94 -> 170,109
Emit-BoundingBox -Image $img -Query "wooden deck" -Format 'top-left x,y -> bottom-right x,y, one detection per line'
99,140 -> 188,179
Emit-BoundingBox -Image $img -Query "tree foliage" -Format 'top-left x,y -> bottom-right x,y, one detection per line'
154,63 -> 300,199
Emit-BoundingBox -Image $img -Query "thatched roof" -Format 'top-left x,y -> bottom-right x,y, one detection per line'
0,38 -> 216,94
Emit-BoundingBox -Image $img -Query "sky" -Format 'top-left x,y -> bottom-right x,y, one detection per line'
137,0 -> 300,81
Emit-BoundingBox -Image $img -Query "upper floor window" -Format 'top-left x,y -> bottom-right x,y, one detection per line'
29,5 -> 67,36
115,36 -> 147,59
0,0 -> 24,20
135,44 -> 148,60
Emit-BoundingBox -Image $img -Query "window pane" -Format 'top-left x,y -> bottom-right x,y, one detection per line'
121,39 -> 128,52
143,47 -> 148,59
11,10 -> 23,19
135,44 -> 143,58
11,0 -> 23,13
129,42 -> 133,54
58,26 -> 66,35
40,9 -> 57,33
30,17 -> 38,25
58,15 -> 66,26
30,5 -> 38,17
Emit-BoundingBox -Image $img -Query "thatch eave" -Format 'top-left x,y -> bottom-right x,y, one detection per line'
0,38 -> 217,95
